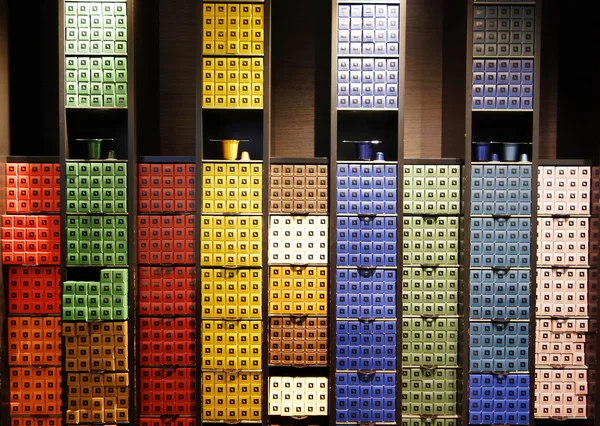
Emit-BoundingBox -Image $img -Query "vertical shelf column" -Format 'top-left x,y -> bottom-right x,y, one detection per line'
466,1 -> 541,425
1,160 -> 62,426
400,161 -> 463,425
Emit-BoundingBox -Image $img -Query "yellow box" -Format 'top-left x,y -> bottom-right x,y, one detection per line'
227,57 -> 239,70
215,29 -> 227,42
253,17 -> 264,29
203,163 -> 215,176
253,5 -> 264,18
116,408 -> 129,421
240,17 -> 252,30
240,42 -> 251,54
204,29 -> 214,41
240,4 -> 252,17
228,71 -> 239,84
215,58 -> 227,70
238,95 -> 250,108
215,70 -> 227,83
203,4 -> 214,16
215,83 -> 227,95
204,16 -> 214,29
251,83 -> 263,95
216,16 -> 227,29
204,41 -> 215,55
252,57 -> 263,70
251,42 -> 264,55
203,96 -> 214,108
228,4 -> 240,16
228,17 -> 239,29
227,83 -> 239,96
216,42 -> 227,54
215,4 -> 227,16
239,58 -> 251,70
227,96 -> 239,108
227,41 -> 239,55
252,29 -> 264,41
240,29 -> 252,41
252,95 -> 263,108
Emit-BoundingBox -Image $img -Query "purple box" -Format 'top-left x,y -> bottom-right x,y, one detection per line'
474,31 -> 485,44
388,18 -> 399,31
386,71 -> 398,83
473,85 -> 484,96
375,4 -> 387,17
362,71 -> 374,83
386,84 -> 397,97
386,43 -> 398,55
374,96 -> 386,109
521,98 -> 532,109
484,97 -> 496,109
338,83 -> 349,95
375,42 -> 386,55
485,59 -> 498,71
498,60 -> 510,71
350,18 -> 362,30
473,59 -> 485,71
362,43 -> 374,55
350,59 -> 362,70
361,96 -> 374,108
349,84 -> 361,97
485,85 -> 497,97
521,85 -> 532,97
339,58 -> 350,71
388,30 -> 399,42
339,5 -> 350,17
473,97 -> 484,109
474,44 -> 485,56
521,72 -> 533,85
349,96 -> 361,108
363,30 -> 374,42
339,30 -> 350,42
363,4 -> 375,17
350,71 -> 361,83
375,30 -> 386,42
497,97 -> 508,109
387,59 -> 398,71
375,17 -> 386,30
363,18 -> 375,31
388,5 -> 399,18
338,71 -> 349,83
498,85 -> 509,96
375,59 -> 386,71
363,58 -> 374,71
386,96 -> 397,109
350,43 -> 361,55
509,85 -> 521,97
485,72 -> 497,84
509,72 -> 521,84
339,18 -> 350,30
338,96 -> 349,108
374,83 -> 386,96
508,98 -> 521,109
522,60 -> 533,72
498,72 -> 509,84
473,72 -> 485,84
350,29 -> 362,42
362,84 -> 373,95
374,71 -> 386,83
510,60 -> 522,71
338,43 -> 349,55
350,5 -> 362,17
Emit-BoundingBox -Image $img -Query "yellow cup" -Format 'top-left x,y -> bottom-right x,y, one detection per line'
240,151 -> 250,160
222,140 -> 240,160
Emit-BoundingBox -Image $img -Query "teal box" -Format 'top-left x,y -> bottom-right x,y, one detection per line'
91,29 -> 102,41
103,95 -> 115,107
66,3 -> 77,14
77,3 -> 89,14
66,57 -> 78,70
66,70 -> 77,82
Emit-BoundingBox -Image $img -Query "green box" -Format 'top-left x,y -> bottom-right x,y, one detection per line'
103,189 -> 114,199
77,201 -> 89,212
78,82 -> 90,95
89,57 -> 101,69
65,41 -> 77,54
115,95 -> 127,108
66,82 -> 77,95
113,307 -> 127,320
90,95 -> 102,108
79,28 -> 90,41
116,230 -> 127,241
103,95 -> 115,107
91,254 -> 103,265
115,29 -> 127,41
78,94 -> 90,107
115,83 -> 126,95
90,41 -> 102,54
116,16 -> 126,28
65,4 -> 76,14
102,41 -> 115,54
77,41 -> 89,54
87,308 -> 100,320
103,229 -> 114,241
66,70 -> 77,83
115,216 -> 127,228
91,216 -> 102,227
66,94 -> 77,107
115,42 -> 126,54
103,253 -> 115,265
113,283 -> 127,295
115,57 -> 126,70
114,201 -> 126,212
87,295 -> 99,308
90,189 -> 102,201
91,241 -> 102,253
102,57 -> 114,70
115,70 -> 127,83
100,308 -> 112,320
66,202 -> 78,213
103,216 -> 115,228
115,254 -> 127,265
115,189 -> 126,200
115,3 -> 126,15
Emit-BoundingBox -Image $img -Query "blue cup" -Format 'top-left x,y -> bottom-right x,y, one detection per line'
375,152 -> 385,161
474,142 -> 490,161
503,143 -> 519,162
356,141 -> 374,161
491,153 -> 500,162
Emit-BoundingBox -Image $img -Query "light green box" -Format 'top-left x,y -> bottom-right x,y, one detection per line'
103,69 -> 115,82
103,216 -> 116,228
79,28 -> 90,41
114,217 -> 127,230
65,41 -> 77,54
62,295 -> 74,307
102,57 -> 114,70
103,95 -> 115,107
78,82 -> 90,95
66,82 -> 77,95
102,41 -> 115,54
90,189 -> 102,201
88,283 -> 100,295
87,295 -> 100,307
103,28 -> 115,41
90,57 -> 102,69
115,70 -> 127,82
103,241 -> 115,252
114,283 -> 127,295
89,3 -> 101,15
115,29 -> 126,41
115,57 -> 126,70
77,41 -> 89,54
103,83 -> 115,95
115,95 -> 127,108
66,28 -> 77,40
77,95 -> 90,107
90,41 -> 102,54
113,307 -> 127,320
103,253 -> 115,265
91,253 -> 103,265
65,4 -> 77,15
115,3 -> 126,15
62,308 -> 75,321
102,4 -> 115,16
90,95 -> 102,108
115,254 -> 127,265
115,83 -> 126,95
91,28 -> 102,40
116,16 -> 126,28
115,164 -> 127,176
115,42 -> 126,54
100,308 -> 112,320
87,308 -> 100,320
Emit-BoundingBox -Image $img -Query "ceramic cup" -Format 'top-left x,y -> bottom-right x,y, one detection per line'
356,141 -> 374,161
474,142 -> 491,161
375,152 -> 385,161
490,153 -> 500,162
503,143 -> 519,162
222,140 -> 240,160
240,151 -> 250,160
519,153 -> 529,162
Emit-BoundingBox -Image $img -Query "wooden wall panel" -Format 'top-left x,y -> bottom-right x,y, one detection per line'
159,0 -> 196,156
539,1 -> 558,160
404,0 -> 444,159
271,0 -> 331,158
0,0 -> 8,157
